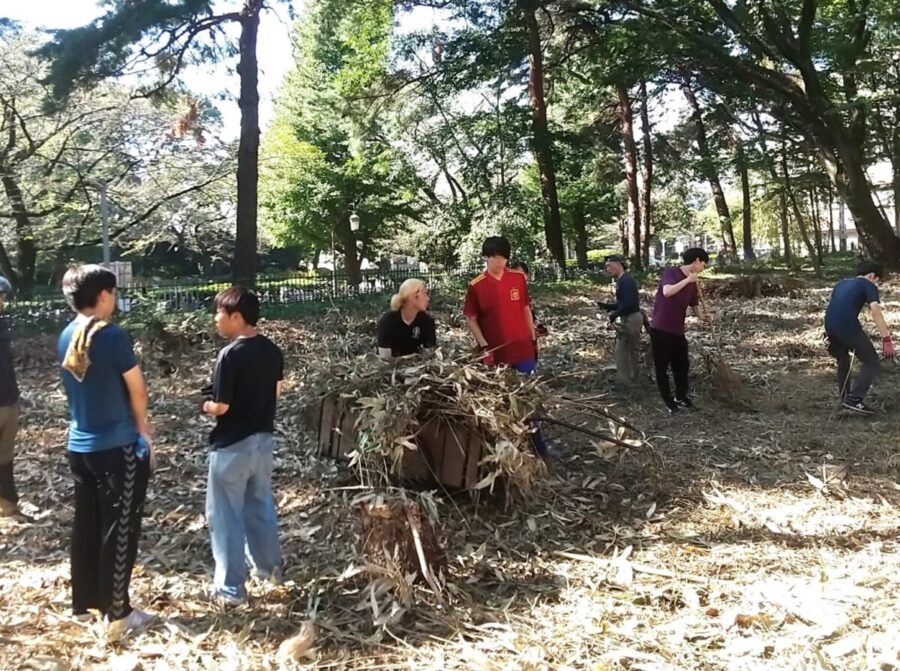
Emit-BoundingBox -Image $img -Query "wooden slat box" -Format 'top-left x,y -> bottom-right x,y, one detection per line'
316,396 -> 482,490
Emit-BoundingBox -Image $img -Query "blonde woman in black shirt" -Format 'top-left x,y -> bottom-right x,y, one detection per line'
377,278 -> 436,360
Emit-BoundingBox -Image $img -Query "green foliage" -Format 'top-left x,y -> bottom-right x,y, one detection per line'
0,31 -> 232,290
35,0 -> 218,100
260,0 -> 426,268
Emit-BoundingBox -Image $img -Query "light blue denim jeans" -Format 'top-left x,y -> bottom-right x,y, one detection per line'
206,432 -> 282,600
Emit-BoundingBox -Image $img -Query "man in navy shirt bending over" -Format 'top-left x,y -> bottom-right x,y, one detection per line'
825,260 -> 894,414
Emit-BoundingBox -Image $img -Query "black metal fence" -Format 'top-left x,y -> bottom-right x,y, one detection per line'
9,264 -> 603,329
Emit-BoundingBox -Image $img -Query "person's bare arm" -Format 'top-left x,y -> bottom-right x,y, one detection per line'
869,302 -> 890,337
466,316 -> 489,348
202,399 -> 230,416
662,273 -> 698,298
691,304 -> 709,322
122,366 -> 152,439
524,305 -> 536,341
276,380 -> 284,399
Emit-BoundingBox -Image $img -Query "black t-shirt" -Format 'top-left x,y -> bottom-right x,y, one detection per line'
376,310 -> 436,357
0,315 -> 18,406
210,334 -> 284,450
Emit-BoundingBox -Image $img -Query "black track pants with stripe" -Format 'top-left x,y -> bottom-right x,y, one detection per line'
69,444 -> 150,620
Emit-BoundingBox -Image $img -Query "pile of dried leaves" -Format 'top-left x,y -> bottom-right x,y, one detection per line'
304,348 -> 644,500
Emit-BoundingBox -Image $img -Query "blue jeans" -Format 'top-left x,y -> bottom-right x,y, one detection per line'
510,359 -> 549,456
206,433 -> 282,600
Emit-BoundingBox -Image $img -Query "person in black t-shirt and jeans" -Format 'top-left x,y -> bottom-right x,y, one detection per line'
376,278 -> 436,360
201,287 -> 284,606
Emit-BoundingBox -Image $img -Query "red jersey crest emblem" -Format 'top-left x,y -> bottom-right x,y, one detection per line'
509,287 -> 520,301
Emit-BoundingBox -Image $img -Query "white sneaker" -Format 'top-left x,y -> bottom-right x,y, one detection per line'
106,608 -> 156,640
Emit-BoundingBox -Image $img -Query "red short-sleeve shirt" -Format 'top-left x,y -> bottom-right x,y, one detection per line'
463,268 -> 534,365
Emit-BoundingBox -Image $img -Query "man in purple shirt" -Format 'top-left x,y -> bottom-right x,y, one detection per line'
649,247 -> 710,413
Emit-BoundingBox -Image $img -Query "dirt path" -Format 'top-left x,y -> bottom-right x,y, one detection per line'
1,287 -> 898,670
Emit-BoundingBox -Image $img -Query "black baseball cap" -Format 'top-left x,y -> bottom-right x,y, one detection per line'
605,254 -> 628,270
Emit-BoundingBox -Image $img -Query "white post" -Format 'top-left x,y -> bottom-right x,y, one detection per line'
330,222 -> 337,293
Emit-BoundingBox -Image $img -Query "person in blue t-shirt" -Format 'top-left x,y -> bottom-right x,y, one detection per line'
57,265 -> 156,633
824,260 -> 894,414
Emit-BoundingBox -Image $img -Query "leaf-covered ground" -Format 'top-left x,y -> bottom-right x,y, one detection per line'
2,281 -> 899,671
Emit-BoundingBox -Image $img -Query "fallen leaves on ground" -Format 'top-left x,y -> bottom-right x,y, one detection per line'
1,282 -> 900,670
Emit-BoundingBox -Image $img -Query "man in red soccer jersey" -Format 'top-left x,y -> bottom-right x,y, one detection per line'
464,236 -> 537,371
464,236 -> 557,459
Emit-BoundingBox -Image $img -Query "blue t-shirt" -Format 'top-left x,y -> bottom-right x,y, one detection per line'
57,320 -> 139,453
824,277 -> 880,333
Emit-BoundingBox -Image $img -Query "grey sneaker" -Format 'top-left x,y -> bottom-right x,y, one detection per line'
252,566 -> 284,586
213,592 -> 247,609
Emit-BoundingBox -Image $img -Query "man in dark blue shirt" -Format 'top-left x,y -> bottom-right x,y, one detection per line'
824,260 -> 894,414
599,255 -> 643,387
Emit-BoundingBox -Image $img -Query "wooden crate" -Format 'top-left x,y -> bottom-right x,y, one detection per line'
316,396 -> 483,490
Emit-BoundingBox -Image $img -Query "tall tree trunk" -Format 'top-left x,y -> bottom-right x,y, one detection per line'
520,0 -> 565,269
736,141 -> 756,261
828,185 -> 837,252
571,205 -> 589,270
779,191 -> 793,265
617,83 -> 642,270
681,78 -> 737,259
750,112 -> 794,265
638,79 -> 653,266
809,187 -> 824,267
233,0 -> 262,287
342,232 -> 361,287
781,148 -> 820,275
817,119 -> 900,263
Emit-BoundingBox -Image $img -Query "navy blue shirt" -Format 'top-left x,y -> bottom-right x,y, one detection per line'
58,320 -> 138,453
824,277 -> 880,333
610,273 -> 641,319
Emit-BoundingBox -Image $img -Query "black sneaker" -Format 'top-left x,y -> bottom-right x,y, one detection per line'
842,399 -> 875,415
665,399 -> 679,414
674,397 -> 695,410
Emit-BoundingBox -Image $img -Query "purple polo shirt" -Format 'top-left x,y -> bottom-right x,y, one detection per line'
650,266 -> 698,335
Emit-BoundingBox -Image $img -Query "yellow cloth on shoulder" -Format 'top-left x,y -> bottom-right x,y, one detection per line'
61,316 -> 109,382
